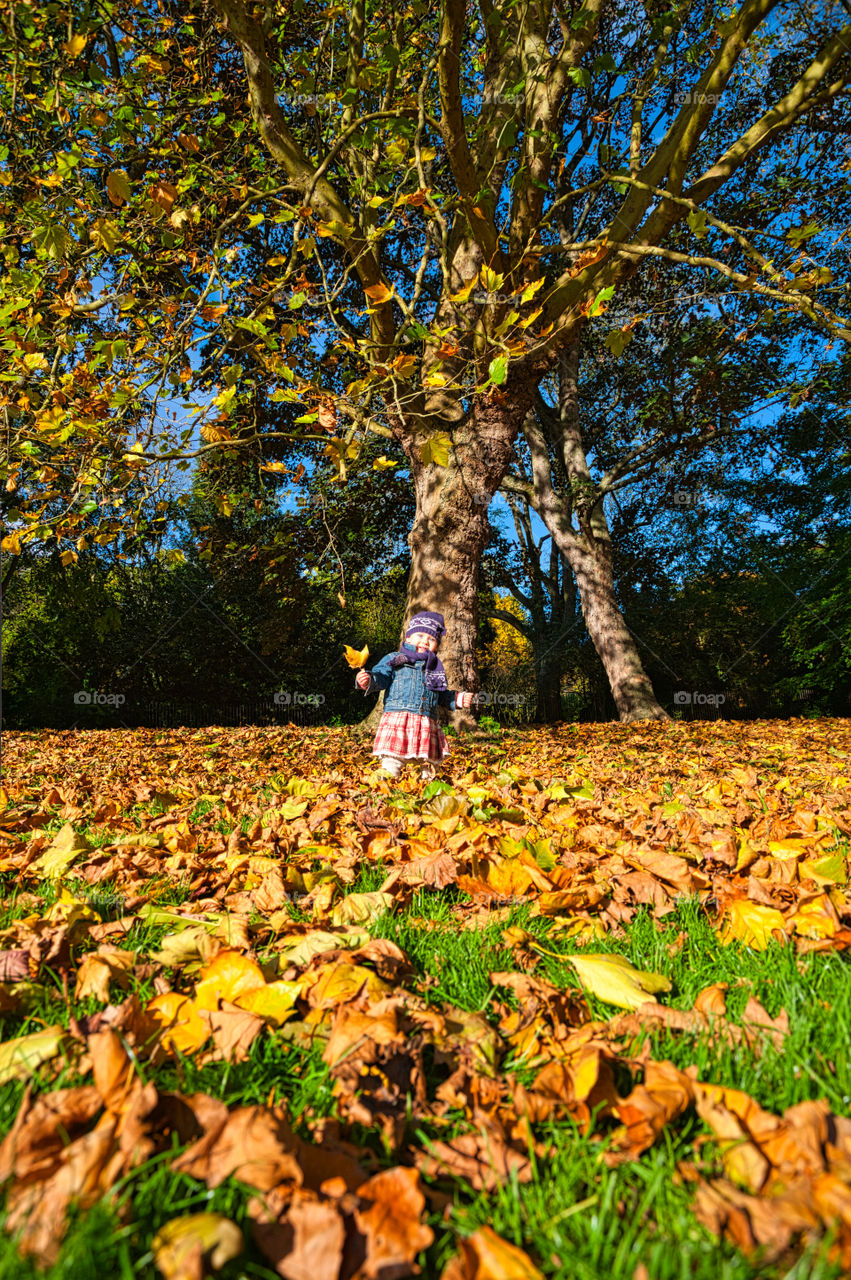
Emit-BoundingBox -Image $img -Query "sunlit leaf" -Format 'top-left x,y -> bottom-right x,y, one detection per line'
568,953 -> 671,1010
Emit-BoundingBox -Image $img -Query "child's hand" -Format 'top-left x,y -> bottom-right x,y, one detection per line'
456,691 -> 474,709
356,670 -> 372,691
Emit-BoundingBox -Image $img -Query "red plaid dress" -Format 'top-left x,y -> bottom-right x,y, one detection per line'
372,710 -> 450,763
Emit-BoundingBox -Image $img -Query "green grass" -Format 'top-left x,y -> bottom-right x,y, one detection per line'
0,867 -> 849,1276
437,1131 -> 844,1280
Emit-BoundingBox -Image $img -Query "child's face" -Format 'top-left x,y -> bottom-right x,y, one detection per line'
408,630 -> 438,652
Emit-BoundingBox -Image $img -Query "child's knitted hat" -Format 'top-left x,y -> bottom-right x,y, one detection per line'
405,611 -> 446,642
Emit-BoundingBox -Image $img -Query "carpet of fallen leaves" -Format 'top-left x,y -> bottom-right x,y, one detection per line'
1,718 -> 850,1278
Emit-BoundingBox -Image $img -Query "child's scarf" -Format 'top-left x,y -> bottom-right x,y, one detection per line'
389,642 -> 448,691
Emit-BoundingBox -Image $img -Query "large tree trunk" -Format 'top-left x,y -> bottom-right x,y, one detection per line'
517,346 -> 669,722
356,436 -> 505,734
356,689 -> 385,734
402,448 -> 492,731
561,528 -> 667,721
555,350 -> 667,722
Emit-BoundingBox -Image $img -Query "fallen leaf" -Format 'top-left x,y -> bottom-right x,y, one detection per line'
193,950 -> 267,1011
353,1166 -> 434,1277
172,1106 -> 302,1191
418,1127 -> 532,1192
153,1212 -> 243,1280
251,1190 -> 345,1280
0,1027 -> 67,1085
330,891 -> 394,928
567,953 -> 671,1011
145,993 -> 210,1056
718,900 -> 787,950
32,823 -> 91,879
441,1225 -> 546,1279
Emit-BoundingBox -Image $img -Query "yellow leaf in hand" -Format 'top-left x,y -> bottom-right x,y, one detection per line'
343,644 -> 369,668
568,952 -> 671,1011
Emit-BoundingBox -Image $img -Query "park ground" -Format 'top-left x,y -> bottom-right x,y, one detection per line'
0,718 -> 850,1279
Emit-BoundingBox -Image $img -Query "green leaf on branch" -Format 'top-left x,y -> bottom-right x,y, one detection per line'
33,223 -> 74,261
587,285 -> 615,318
786,221 -> 820,245
604,327 -> 634,357
688,208 -> 709,238
488,355 -> 508,385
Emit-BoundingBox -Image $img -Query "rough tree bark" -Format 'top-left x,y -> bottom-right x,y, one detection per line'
505,347 -> 669,721
561,517 -> 666,721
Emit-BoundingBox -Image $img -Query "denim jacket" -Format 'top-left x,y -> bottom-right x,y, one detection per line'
358,651 -> 458,719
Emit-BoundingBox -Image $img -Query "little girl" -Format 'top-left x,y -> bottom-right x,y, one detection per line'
355,611 -> 474,780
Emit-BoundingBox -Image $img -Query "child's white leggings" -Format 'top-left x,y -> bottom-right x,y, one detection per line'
380,755 -> 436,780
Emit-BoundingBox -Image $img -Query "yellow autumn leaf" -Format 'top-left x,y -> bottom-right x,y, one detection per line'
373,455 -> 398,469
330,890 -> 394,927
453,1227 -> 546,1280
234,979 -> 303,1024
567,952 -> 672,1011
305,961 -> 390,1008
768,837 -> 823,858
364,281 -> 394,304
153,1213 -> 243,1280
32,822 -> 92,879
193,950 -> 267,1012
718,900 -> 787,951
791,893 -> 840,939
420,431 -> 453,466
485,859 -> 537,897
274,928 -> 370,966
481,266 -> 505,292
62,33 -> 88,57
520,276 -> 546,303
449,276 -> 478,303
799,852 -> 847,885
106,169 -> 132,206
1,532 -> 22,555
145,993 -> 209,1055
0,1027 -> 67,1085
343,644 -> 370,668
46,890 -> 100,942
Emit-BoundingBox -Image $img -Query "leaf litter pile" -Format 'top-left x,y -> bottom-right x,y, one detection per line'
1,719 -> 851,1279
